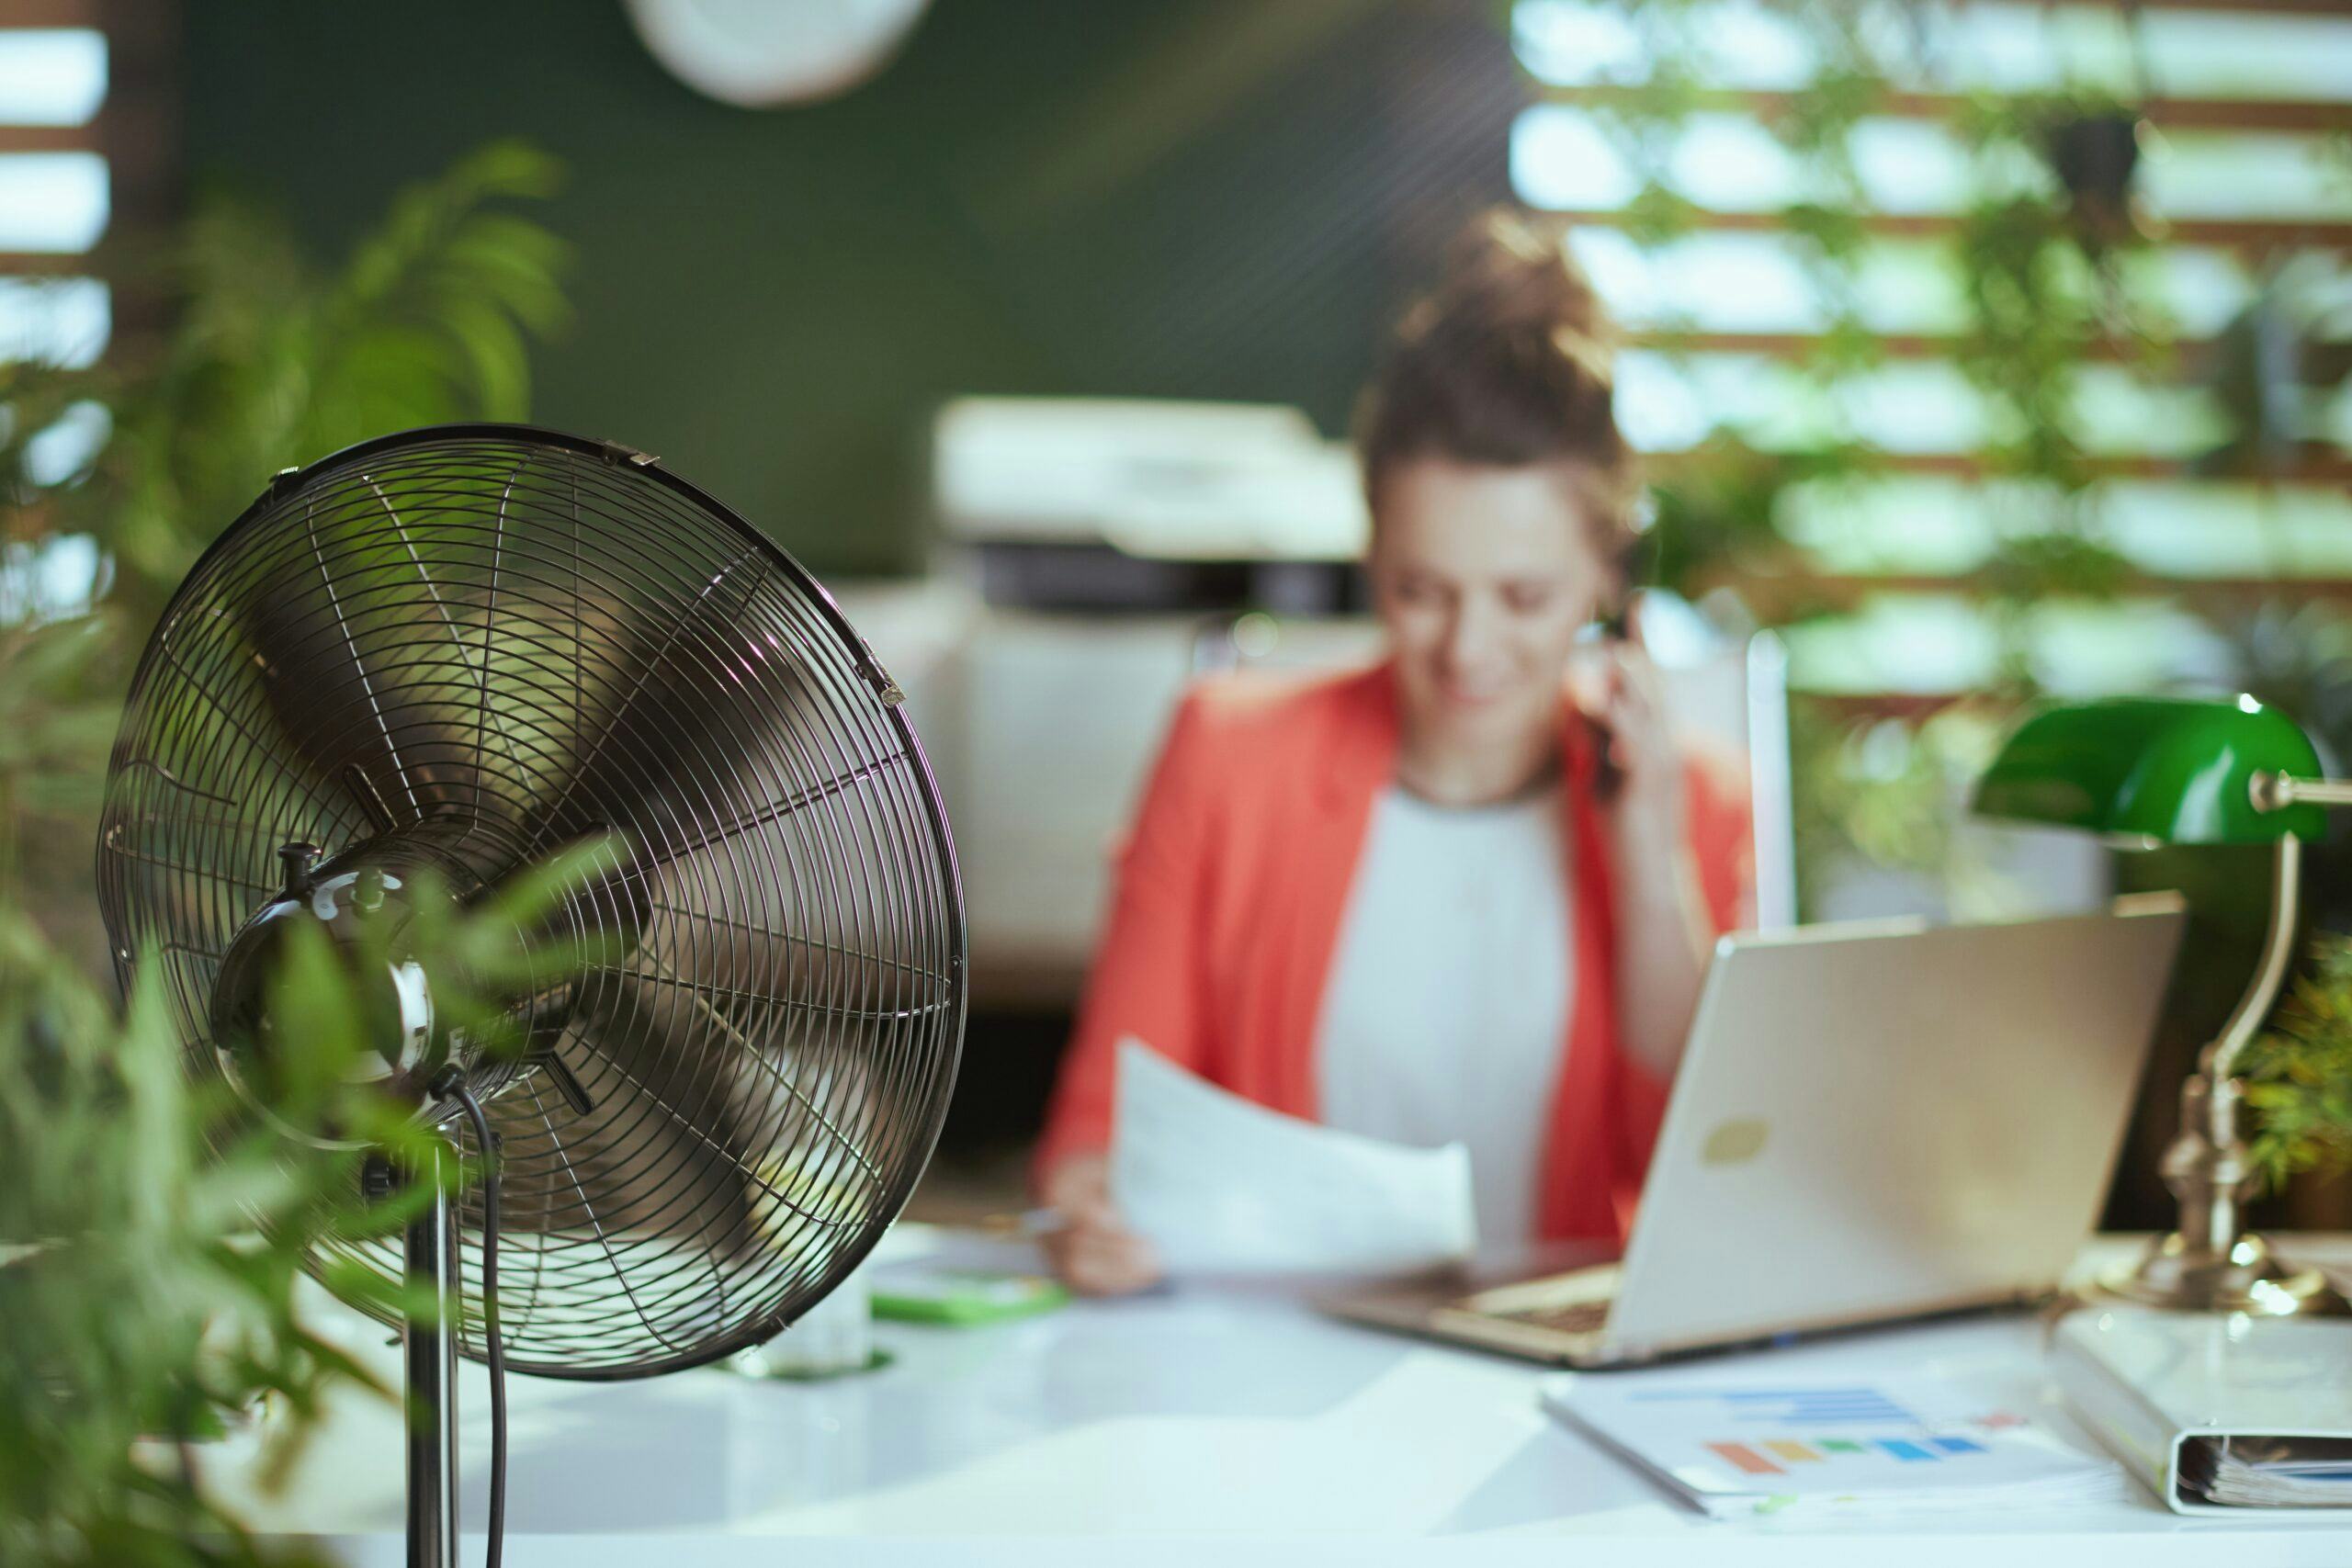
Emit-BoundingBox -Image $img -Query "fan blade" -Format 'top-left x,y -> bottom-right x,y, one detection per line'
499,570 -> 938,1034
242,554 -> 510,846
473,846 -> 927,1090
493,970 -> 763,1250
514,564 -> 780,850
244,590 -> 462,829
628,829 -> 946,1030
490,961 -> 893,1296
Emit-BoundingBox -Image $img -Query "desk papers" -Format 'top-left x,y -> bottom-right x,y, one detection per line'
1108,1038 -> 1477,1276
2191,1438 -> 2352,1507
1545,1372 -> 2128,1521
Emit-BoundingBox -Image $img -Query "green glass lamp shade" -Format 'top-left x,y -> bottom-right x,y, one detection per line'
1973,696 -> 2328,844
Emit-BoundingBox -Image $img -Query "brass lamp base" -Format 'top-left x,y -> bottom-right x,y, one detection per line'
2098,1230 -> 2349,1318
2106,897 -> 2352,1325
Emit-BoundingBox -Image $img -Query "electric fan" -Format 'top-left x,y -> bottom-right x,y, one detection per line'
94,425 -> 966,1567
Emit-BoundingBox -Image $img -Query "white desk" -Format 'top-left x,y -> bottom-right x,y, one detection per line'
208,1234 -> 2352,1566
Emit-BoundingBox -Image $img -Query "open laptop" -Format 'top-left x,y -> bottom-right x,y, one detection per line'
1322,895 -> 2186,1369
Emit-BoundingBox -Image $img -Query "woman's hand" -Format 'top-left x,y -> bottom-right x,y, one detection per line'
1582,599 -> 1714,1084
1589,607 -> 1688,852
1038,1155 -> 1164,1297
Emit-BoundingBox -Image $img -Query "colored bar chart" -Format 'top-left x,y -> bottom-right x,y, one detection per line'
1631,1386 -> 1920,1425
1704,1434 -> 1994,1476
1549,1376 -> 2121,1520
1634,1386 -> 2025,1478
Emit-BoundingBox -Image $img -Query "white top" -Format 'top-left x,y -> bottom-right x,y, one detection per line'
1316,783 -> 1571,1245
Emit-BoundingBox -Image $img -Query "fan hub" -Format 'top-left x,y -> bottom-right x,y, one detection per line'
209,843 -> 455,1142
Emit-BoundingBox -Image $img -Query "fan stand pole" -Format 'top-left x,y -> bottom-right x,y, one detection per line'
403,1144 -> 462,1568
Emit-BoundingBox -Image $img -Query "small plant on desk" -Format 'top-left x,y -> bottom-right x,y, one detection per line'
2245,932 -> 2352,1191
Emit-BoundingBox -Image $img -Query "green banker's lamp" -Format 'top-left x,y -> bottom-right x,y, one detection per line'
1974,695 -> 2348,1317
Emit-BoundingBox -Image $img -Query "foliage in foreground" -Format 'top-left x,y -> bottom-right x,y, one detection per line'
0,139 -> 571,1566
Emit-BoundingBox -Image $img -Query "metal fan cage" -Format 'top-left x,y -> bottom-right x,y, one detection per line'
95,425 -> 966,1379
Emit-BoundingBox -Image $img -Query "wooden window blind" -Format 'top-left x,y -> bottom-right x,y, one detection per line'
1510,0 -> 2351,700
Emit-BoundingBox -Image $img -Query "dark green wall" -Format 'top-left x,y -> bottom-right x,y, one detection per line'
183,0 -> 1515,576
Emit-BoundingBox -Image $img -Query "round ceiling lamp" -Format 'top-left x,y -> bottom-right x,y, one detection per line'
624,0 -> 931,107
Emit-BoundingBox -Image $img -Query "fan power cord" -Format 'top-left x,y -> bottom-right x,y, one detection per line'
435,1071 -> 506,1568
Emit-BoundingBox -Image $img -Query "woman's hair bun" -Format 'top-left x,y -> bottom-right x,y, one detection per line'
1357,206 -> 1634,528
1415,206 -> 1611,368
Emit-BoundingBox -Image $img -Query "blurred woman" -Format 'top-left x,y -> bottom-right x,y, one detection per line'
1035,208 -> 1751,1295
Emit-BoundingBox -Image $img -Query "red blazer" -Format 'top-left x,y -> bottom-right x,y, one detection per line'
1035,661 -> 1753,1244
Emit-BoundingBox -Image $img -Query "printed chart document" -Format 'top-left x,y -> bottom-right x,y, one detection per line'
1108,1038 -> 1477,1276
1545,1372 -> 2128,1521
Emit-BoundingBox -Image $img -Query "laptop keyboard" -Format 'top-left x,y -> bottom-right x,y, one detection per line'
1460,1263 -> 1621,1316
1447,1262 -> 1623,1342
1499,1298 -> 1612,1336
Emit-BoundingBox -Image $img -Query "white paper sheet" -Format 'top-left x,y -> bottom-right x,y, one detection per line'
1544,1373 -> 2129,1521
1107,1038 -> 1477,1277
